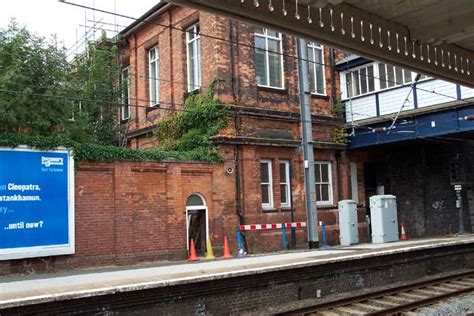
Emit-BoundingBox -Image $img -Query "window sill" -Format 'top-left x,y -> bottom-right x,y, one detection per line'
184,88 -> 201,100
280,207 -> 294,212
262,207 -> 278,213
257,85 -> 287,94
120,118 -> 131,125
146,105 -> 160,114
310,93 -> 329,100
316,204 -> 336,210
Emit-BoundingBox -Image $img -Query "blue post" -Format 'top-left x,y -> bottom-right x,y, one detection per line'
321,223 -> 329,249
236,229 -> 246,257
281,227 -> 287,250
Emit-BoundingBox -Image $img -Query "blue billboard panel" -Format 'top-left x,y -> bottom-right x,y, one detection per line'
0,148 -> 74,260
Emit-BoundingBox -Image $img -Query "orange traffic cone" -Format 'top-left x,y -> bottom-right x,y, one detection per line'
400,224 -> 408,240
188,239 -> 199,261
221,236 -> 232,259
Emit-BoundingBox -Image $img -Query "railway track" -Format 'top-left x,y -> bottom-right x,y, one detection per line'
278,271 -> 474,315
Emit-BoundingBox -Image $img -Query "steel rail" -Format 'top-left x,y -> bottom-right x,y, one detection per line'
277,270 -> 474,315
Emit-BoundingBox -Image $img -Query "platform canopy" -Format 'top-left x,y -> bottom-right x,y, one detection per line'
168,0 -> 474,88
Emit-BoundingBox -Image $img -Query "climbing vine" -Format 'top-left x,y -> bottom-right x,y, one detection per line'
154,80 -> 229,153
0,133 -> 222,163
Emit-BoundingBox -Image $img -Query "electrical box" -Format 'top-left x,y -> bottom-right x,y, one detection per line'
369,195 -> 399,243
338,200 -> 359,246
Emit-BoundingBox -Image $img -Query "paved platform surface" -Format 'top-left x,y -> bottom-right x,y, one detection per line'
1,235 -> 473,309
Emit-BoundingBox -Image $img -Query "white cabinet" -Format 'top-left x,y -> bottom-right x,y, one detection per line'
338,200 -> 359,246
370,195 -> 399,243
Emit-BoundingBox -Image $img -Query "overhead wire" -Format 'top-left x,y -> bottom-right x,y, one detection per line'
58,0 -> 474,110
0,0 -> 469,133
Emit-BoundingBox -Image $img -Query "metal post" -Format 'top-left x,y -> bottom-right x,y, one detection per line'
281,227 -> 287,250
297,38 -> 319,249
455,185 -> 464,235
288,163 -> 296,249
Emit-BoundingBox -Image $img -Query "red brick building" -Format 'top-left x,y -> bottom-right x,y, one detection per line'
117,3 -> 365,254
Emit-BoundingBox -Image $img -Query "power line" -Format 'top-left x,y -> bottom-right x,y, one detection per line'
58,0 -> 473,111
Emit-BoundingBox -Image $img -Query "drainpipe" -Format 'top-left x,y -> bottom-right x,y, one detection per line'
230,19 -> 247,252
330,48 -> 336,106
229,19 -> 237,102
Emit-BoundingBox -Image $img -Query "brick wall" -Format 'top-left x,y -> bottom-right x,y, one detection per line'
0,160 -> 239,276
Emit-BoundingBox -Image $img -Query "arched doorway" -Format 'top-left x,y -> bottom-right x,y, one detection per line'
186,194 -> 208,256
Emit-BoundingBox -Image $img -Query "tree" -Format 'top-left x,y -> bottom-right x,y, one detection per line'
0,22 -> 120,145
0,20 -> 72,135
68,32 -> 121,145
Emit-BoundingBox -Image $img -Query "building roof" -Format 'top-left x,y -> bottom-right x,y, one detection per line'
119,2 -> 170,38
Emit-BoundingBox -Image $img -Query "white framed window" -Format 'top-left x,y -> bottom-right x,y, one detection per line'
186,23 -> 201,92
260,160 -> 274,209
121,67 -> 130,120
279,161 -> 291,208
378,63 -> 412,89
346,64 -> 375,97
148,46 -> 159,106
315,162 -> 333,206
307,42 -> 326,95
255,28 -> 284,89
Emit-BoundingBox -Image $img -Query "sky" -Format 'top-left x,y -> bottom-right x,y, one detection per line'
0,0 -> 158,56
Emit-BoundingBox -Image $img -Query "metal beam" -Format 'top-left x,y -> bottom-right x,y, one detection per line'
168,0 -> 474,88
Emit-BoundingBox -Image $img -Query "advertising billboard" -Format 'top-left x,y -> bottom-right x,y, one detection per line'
0,147 -> 74,260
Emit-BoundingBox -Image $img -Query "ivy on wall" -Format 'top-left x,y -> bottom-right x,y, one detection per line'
0,133 -> 222,163
154,79 -> 229,152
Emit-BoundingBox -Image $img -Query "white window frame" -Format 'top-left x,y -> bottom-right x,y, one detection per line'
378,62 -> 412,90
260,160 -> 274,209
307,42 -> 326,95
254,28 -> 284,89
315,161 -> 333,206
279,160 -> 291,208
121,67 -> 130,120
345,63 -> 376,98
186,23 -> 201,92
148,46 -> 159,107
341,61 -> 433,100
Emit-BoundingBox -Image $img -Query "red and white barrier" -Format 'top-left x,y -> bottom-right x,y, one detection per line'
239,222 -> 306,231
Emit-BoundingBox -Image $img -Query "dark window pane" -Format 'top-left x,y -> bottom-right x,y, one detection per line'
254,27 -> 265,34
321,164 -> 329,182
267,29 -> 278,37
360,68 -> 367,94
261,185 -> 269,204
255,36 -> 267,85
379,63 -> 387,89
268,52 -> 282,87
279,163 -> 286,182
404,69 -> 412,83
387,65 -> 395,87
186,194 -> 204,206
395,67 -> 403,85
321,184 -> 329,201
316,184 -> 322,201
315,164 -> 321,182
367,66 -> 375,91
280,184 -> 287,203
352,71 -> 360,96
261,162 -> 269,182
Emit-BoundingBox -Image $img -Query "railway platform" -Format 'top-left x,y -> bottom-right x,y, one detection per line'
1,235 -> 473,314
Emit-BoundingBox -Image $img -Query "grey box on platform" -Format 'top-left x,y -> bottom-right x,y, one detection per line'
369,195 -> 399,243
338,200 -> 359,246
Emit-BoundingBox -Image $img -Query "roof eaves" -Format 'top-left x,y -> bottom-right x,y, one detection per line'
119,2 -> 172,38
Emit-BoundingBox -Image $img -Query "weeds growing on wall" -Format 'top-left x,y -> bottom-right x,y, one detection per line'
0,133 -> 222,163
154,80 -> 229,153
